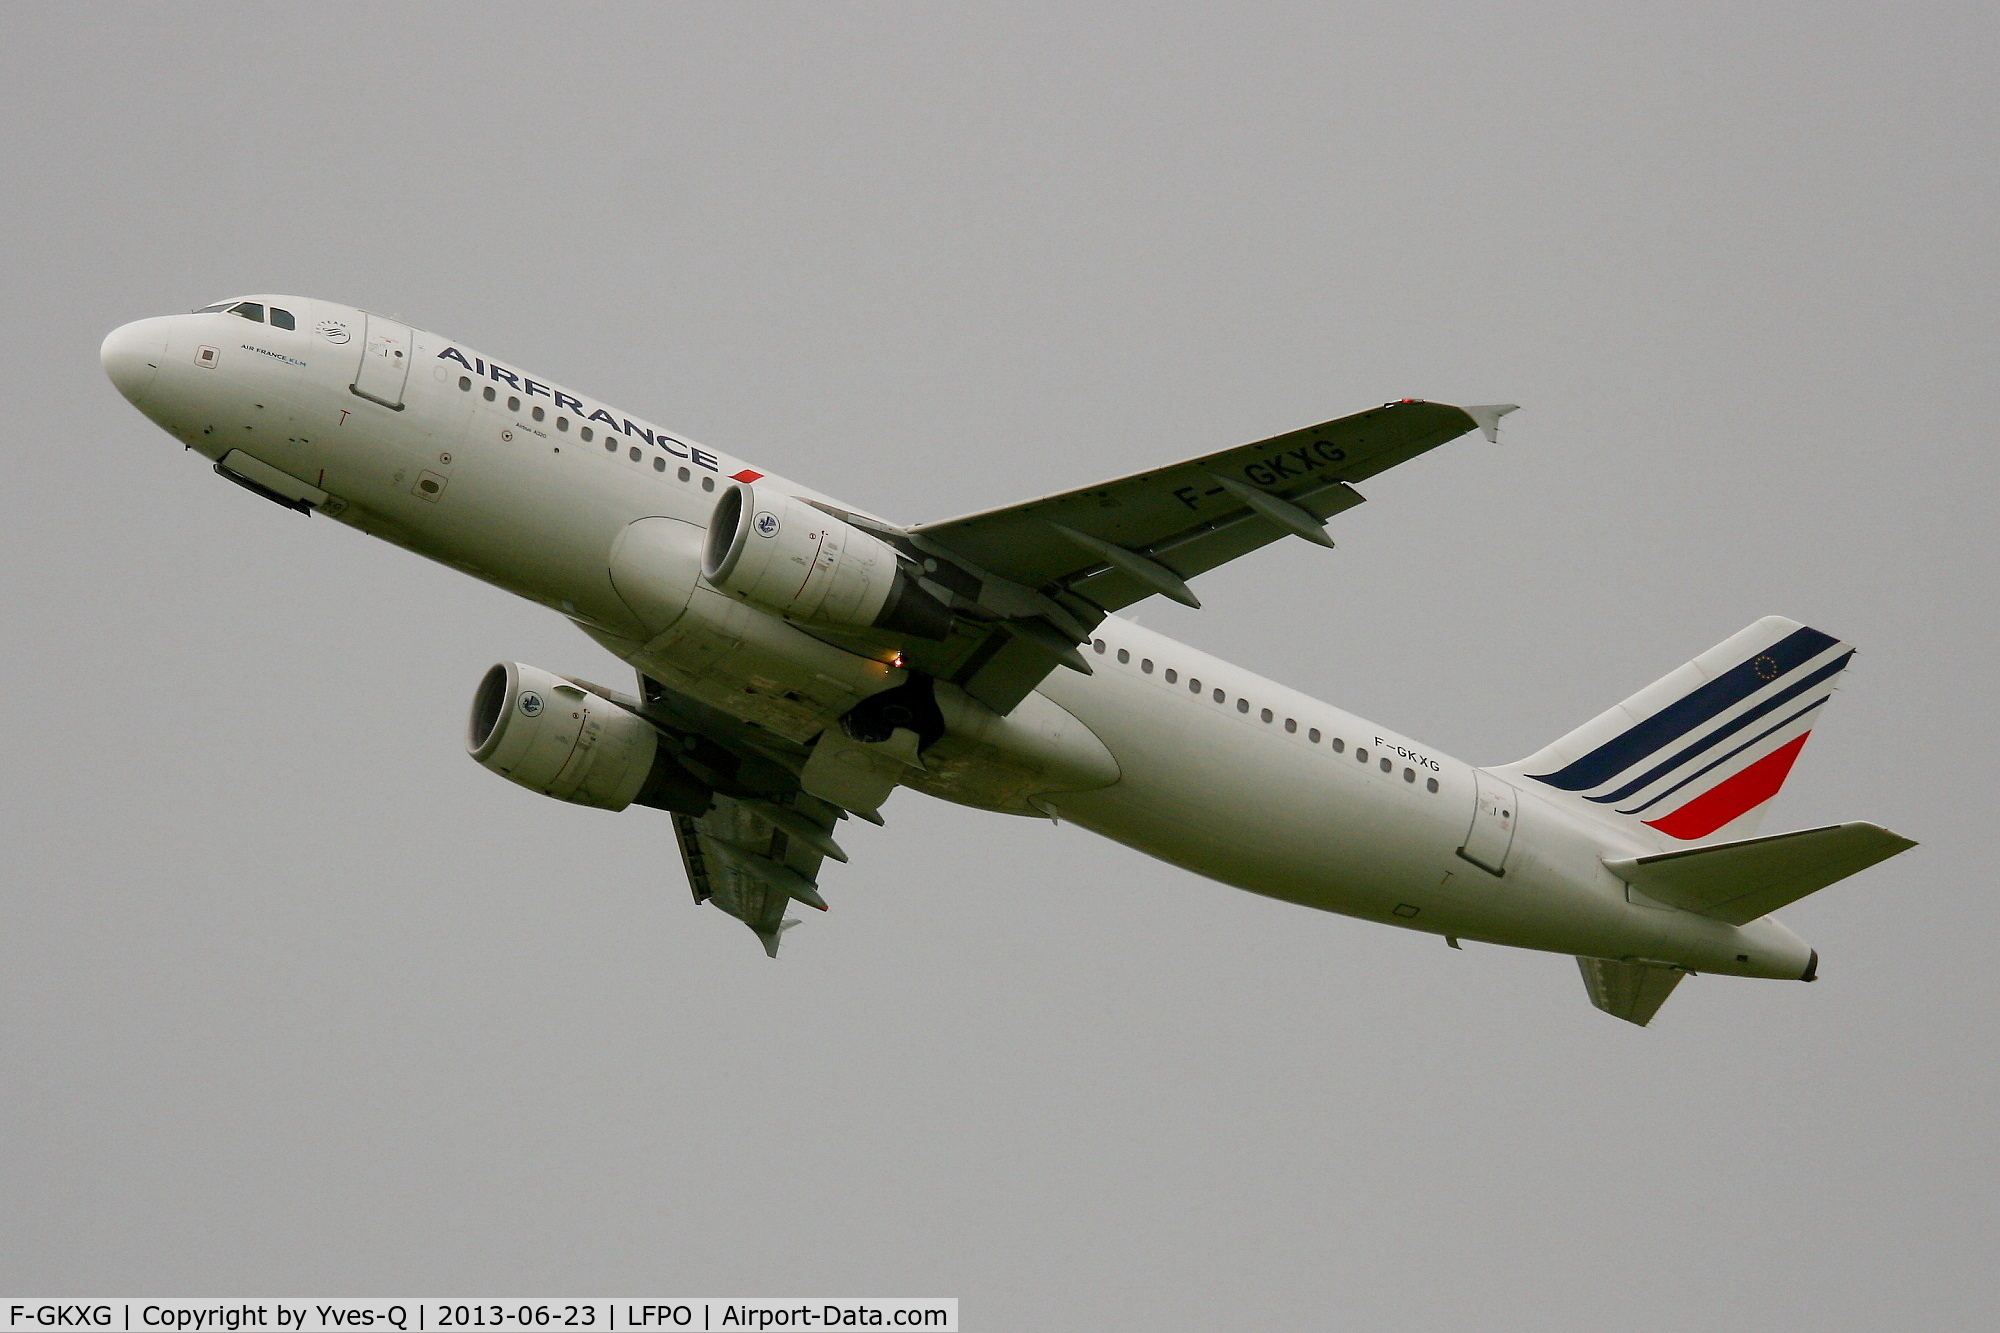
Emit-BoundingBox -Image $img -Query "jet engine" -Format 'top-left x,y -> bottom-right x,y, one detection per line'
702,483 -> 953,639
467,662 -> 709,813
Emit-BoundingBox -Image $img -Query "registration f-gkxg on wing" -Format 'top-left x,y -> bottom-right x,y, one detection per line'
101,296 -> 1914,1026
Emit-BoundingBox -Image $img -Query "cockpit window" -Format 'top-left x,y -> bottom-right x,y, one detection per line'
229,302 -> 265,323
194,302 -> 233,314
269,307 -> 296,330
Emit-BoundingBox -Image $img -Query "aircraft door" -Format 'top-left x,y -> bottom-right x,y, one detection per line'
1458,770 -> 1519,876
351,313 -> 413,409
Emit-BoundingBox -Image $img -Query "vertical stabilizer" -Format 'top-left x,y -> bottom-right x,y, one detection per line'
1500,617 -> 1856,844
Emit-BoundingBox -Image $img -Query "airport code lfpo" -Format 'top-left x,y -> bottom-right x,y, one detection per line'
2,1304 -> 957,1332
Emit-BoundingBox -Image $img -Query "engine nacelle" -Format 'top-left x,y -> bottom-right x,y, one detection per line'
466,662 -> 707,813
702,483 -> 953,639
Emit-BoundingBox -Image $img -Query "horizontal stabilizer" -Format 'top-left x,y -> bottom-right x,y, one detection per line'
1578,957 -> 1685,1026
1604,822 -> 1915,926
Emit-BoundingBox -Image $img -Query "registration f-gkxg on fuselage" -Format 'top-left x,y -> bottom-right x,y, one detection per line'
101,295 -> 1914,1025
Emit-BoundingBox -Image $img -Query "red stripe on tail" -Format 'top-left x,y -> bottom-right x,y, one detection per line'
1644,732 -> 1812,841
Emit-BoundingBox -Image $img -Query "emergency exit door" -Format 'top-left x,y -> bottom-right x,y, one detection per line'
1458,770 -> 1519,876
351,313 -> 413,409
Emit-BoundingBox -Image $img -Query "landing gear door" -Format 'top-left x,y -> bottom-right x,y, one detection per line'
351,313 -> 413,410
1458,770 -> 1519,876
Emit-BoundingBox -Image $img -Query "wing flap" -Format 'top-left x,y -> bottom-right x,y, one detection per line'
1603,822 -> 1915,926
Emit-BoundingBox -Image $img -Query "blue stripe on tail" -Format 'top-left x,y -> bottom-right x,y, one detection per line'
1617,693 -> 1832,816
1529,626 -> 1838,792
1585,650 -> 1854,804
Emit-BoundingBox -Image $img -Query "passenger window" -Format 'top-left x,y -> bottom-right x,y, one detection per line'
1164,668 -> 1177,683
458,376 -> 471,391
1260,708 -> 1273,723
557,417 -> 569,432
1426,777 -> 1440,793
1213,688 -> 1225,703
1189,678 -> 1201,693
269,308 -> 296,330
1404,768 -> 1416,783
653,457 -> 666,472
581,426 -> 594,442
1116,648 -> 1130,664
1380,757 -> 1392,773
678,467 -> 690,481
1332,738 -> 1345,753
1356,747 -> 1367,762
508,396 -> 521,412
532,406 -> 545,421
229,302 -> 264,322
629,447 -> 641,462
1308,727 -> 1321,743
1093,639 -> 1106,654
1284,718 -> 1297,733
702,477 -> 714,491
1235,698 -> 1247,713
1141,659 -> 1153,674
482,386 -> 496,402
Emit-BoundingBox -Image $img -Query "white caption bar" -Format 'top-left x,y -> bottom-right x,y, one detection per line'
2,1304 -> 956,1333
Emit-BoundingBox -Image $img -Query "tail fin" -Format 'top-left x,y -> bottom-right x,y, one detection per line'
1500,616 -> 1856,843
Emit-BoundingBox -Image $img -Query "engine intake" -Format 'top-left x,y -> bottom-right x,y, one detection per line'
467,662 -> 709,813
703,483 -> 953,639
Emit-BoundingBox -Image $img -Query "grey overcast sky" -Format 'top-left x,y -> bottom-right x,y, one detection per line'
3,4 -> 1994,1327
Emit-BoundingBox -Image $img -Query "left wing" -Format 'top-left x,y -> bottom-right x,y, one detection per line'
672,791 -> 852,957
874,400 -> 1515,712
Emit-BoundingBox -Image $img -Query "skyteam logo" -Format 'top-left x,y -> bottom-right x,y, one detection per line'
1528,625 -> 1855,840
518,690 -> 543,718
753,511 -> 780,538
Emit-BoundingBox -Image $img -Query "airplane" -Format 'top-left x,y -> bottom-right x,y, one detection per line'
100,294 -> 1915,1026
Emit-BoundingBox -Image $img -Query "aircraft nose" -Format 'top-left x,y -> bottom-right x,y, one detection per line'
101,318 -> 170,405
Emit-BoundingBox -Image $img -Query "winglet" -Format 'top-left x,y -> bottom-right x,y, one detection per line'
755,918 -> 802,959
1463,404 -> 1520,443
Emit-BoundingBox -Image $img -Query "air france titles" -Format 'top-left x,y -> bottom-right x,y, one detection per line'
436,348 -> 721,473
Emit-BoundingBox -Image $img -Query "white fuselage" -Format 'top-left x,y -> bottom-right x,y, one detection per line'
101,297 -> 1813,979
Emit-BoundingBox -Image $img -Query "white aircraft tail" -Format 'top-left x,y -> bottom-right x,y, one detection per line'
1500,616 -> 1856,844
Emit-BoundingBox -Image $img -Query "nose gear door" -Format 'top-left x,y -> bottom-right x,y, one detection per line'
351,313 -> 413,409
